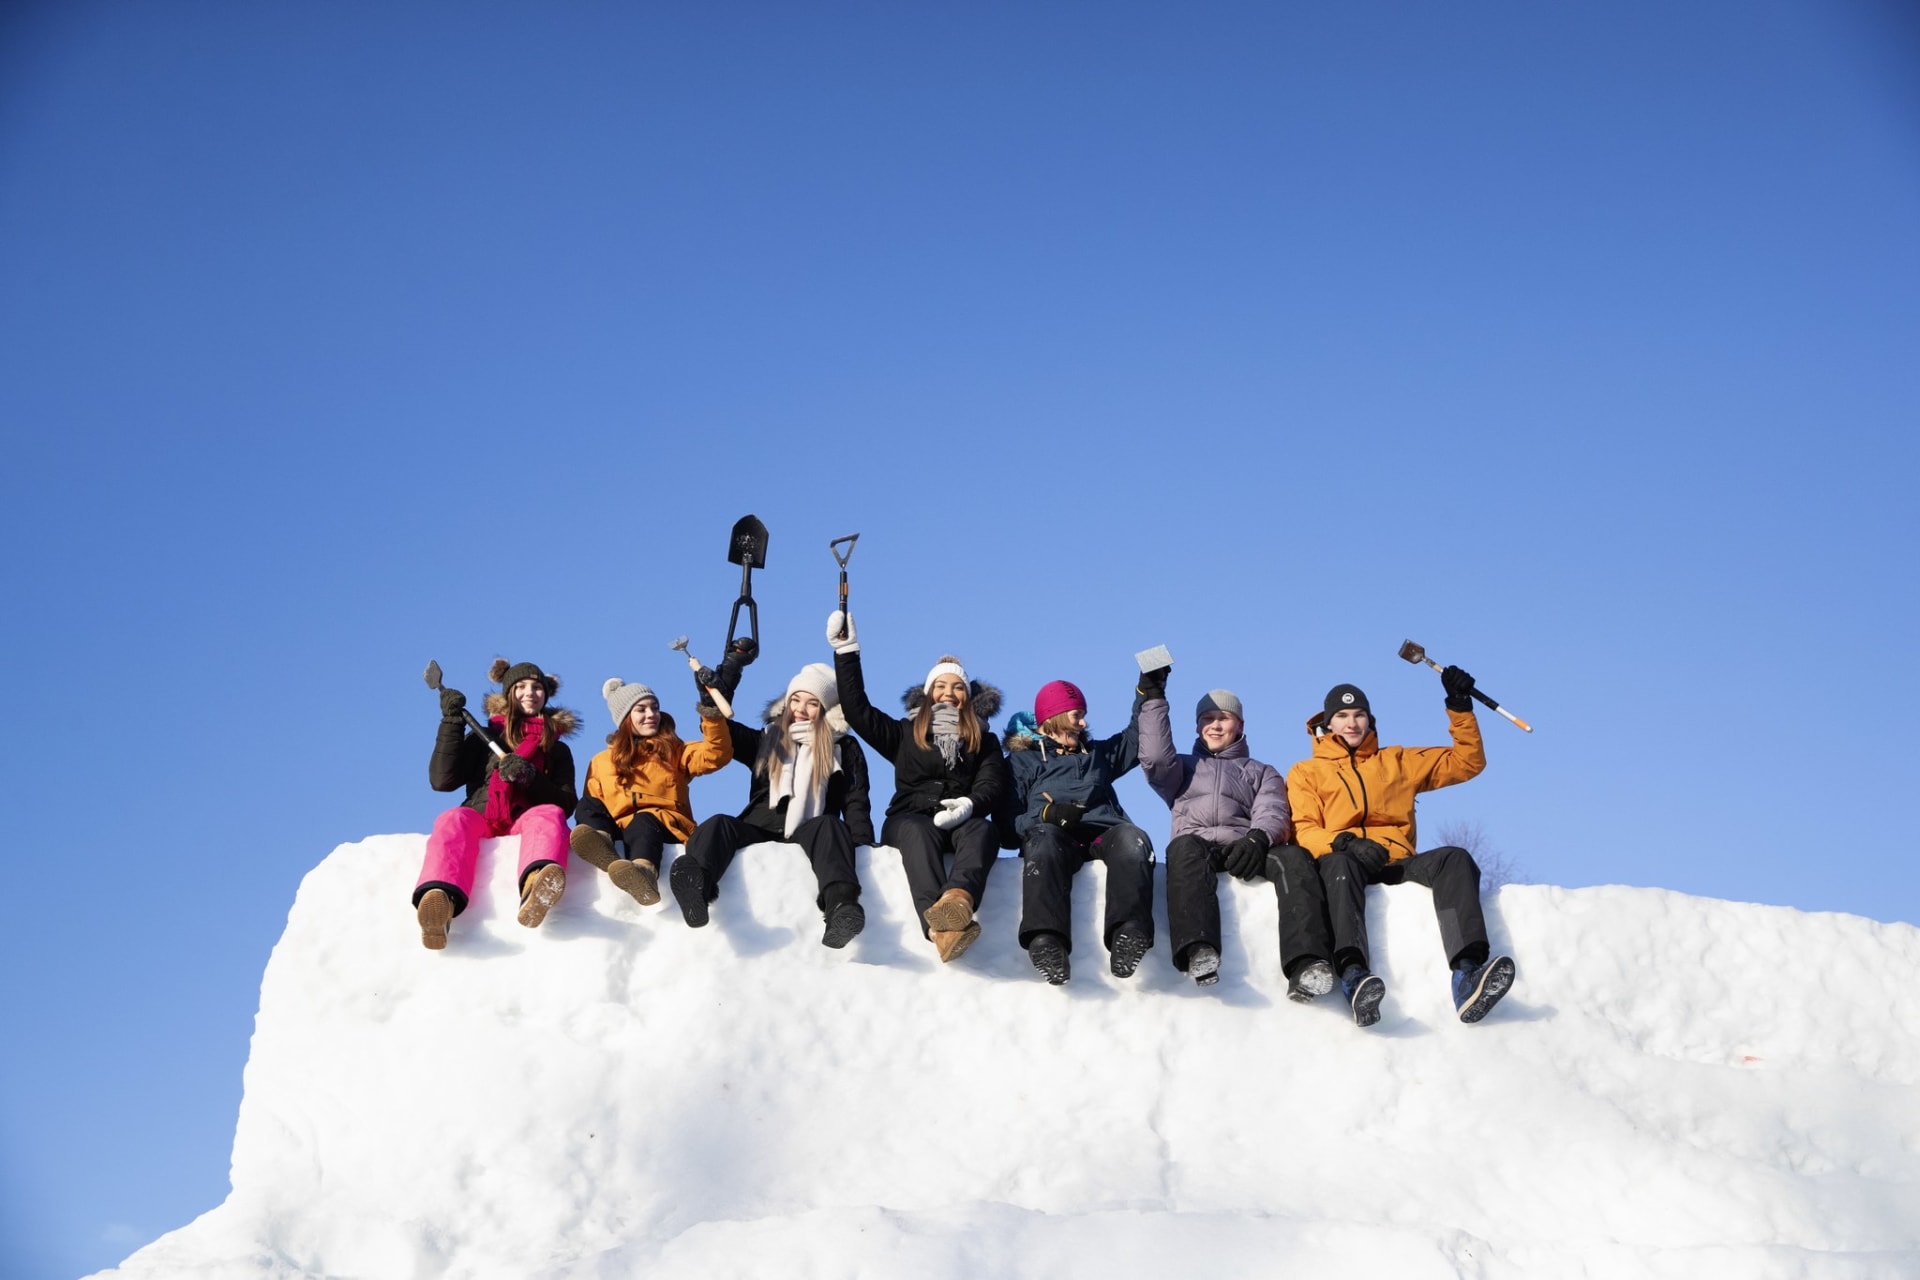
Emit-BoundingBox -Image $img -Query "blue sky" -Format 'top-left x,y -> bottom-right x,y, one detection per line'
3,3 -> 1917,1276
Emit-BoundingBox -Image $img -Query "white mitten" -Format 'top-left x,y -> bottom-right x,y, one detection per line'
931,796 -> 974,831
827,610 -> 859,654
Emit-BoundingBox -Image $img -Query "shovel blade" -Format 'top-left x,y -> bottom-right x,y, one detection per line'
728,515 -> 769,568
424,660 -> 444,690
1397,639 -> 1429,666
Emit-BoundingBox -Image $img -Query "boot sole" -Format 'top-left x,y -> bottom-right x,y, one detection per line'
1457,955 -> 1516,1024
1287,960 -> 1336,1003
922,892 -> 974,933
516,865 -> 566,928
669,859 -> 710,928
417,890 -> 453,951
1030,940 -> 1071,985
1109,928 -> 1152,979
933,921 -> 981,964
609,859 -> 661,906
823,902 -> 866,949
568,826 -> 617,872
1350,974 -> 1386,1028
1188,946 -> 1222,987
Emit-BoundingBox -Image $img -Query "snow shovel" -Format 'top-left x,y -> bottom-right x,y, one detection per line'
1397,640 -> 1533,733
726,514 -> 769,650
830,533 -> 860,640
671,636 -> 734,719
422,660 -> 509,758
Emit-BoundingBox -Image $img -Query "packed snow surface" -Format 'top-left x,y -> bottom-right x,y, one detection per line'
98,835 -> 1920,1278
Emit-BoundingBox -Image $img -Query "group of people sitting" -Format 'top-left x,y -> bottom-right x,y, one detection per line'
414,610 -> 1516,1028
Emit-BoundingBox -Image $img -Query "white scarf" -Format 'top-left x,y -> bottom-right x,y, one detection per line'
772,719 -> 841,837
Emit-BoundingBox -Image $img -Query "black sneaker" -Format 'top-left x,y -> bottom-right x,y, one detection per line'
822,901 -> 866,949
669,858 -> 710,928
1109,926 -> 1152,979
1029,933 -> 1071,985
1342,966 -> 1386,1028
1187,943 -> 1221,987
1286,959 -> 1335,1004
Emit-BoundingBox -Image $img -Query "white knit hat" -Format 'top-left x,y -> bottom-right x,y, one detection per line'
786,663 -> 839,710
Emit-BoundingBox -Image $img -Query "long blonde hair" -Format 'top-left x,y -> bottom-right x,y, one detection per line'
758,697 -> 837,807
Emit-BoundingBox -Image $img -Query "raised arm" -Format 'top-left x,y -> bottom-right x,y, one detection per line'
1133,667 -> 1181,804
831,622 -> 904,762
1407,707 -> 1486,794
682,705 -> 737,779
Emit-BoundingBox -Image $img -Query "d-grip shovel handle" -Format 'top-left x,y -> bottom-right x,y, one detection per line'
423,660 -> 510,758
830,534 -> 859,641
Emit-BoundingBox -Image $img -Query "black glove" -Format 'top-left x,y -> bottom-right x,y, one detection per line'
1223,828 -> 1271,881
1442,664 -> 1476,712
1040,798 -> 1088,828
438,687 -> 467,720
694,671 -> 719,712
494,753 -> 533,785
1136,666 -> 1170,701
1330,831 -> 1390,875
714,638 -> 756,700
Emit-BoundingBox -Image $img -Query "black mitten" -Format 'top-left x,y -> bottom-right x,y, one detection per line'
495,753 -> 533,785
1041,799 -> 1088,828
1332,832 -> 1391,875
1136,666 -> 1170,700
1442,665 -> 1476,712
439,687 -> 467,720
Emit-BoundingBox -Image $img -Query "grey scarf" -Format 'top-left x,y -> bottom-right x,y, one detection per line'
930,704 -> 962,769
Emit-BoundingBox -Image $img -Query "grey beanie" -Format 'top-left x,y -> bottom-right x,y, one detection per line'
1196,689 -> 1244,720
602,677 -> 658,726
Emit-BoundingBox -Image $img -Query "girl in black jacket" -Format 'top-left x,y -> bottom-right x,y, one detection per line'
828,610 -> 1006,963
674,663 -> 876,948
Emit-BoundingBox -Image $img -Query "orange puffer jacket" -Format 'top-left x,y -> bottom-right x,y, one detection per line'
583,709 -> 734,843
1285,708 -> 1484,861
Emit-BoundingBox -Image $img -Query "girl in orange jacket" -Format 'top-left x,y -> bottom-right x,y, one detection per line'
568,675 -> 733,907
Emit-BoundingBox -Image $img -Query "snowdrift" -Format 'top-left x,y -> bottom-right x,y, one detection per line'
97,835 -> 1920,1279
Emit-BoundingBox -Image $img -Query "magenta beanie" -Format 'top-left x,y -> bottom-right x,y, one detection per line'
1034,679 -> 1088,725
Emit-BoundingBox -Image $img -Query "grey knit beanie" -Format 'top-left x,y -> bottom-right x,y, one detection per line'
1196,689 -> 1244,721
602,677 -> 658,726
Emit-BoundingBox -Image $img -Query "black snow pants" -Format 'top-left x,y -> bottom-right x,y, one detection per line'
1018,822 -> 1155,954
883,812 -> 1000,937
1164,833 -> 1280,972
683,813 -> 860,913
574,796 -> 672,867
1273,843 -> 1490,976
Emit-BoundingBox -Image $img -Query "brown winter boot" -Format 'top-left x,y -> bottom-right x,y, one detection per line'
608,858 -> 661,906
569,825 -> 617,872
517,863 -> 566,928
931,920 -> 982,964
923,887 -> 975,933
417,888 -> 454,951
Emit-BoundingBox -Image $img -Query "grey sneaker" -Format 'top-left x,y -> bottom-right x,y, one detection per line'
1287,959 -> 1335,1003
1187,943 -> 1222,987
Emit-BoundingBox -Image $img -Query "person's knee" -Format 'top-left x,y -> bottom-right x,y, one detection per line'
1267,842 -> 1316,884
1166,834 -> 1211,866
1101,824 -> 1153,864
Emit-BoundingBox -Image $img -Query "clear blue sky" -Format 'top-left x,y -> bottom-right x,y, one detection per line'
3,3 -> 1916,1276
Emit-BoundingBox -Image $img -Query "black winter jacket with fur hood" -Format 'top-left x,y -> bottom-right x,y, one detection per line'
833,650 -> 1007,821
429,689 -> 580,818
723,697 -> 876,846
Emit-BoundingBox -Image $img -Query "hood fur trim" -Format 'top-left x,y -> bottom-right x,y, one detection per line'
900,680 -> 1003,720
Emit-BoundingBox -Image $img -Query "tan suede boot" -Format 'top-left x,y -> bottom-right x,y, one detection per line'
568,825 -> 617,872
517,863 -> 566,928
931,920 -> 982,963
608,858 -> 661,906
417,888 -> 453,951
923,887 -> 975,933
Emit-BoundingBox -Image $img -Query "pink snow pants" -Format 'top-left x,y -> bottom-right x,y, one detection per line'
416,804 -> 569,913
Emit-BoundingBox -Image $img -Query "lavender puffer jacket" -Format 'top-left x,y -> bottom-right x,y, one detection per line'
1137,696 -> 1291,845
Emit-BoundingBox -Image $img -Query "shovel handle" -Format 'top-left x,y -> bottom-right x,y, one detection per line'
1415,657 -> 1533,733
683,653 -> 735,719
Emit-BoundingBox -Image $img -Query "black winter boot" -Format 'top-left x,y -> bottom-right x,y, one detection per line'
1342,965 -> 1386,1028
822,883 -> 865,949
1186,943 -> 1221,987
1287,958 -> 1336,1003
1109,925 -> 1152,979
670,858 -> 711,928
1029,932 -> 1071,985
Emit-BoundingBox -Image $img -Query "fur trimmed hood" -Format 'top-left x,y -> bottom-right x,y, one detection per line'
900,680 -> 1003,720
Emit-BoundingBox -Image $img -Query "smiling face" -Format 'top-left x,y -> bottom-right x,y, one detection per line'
627,697 -> 662,737
1328,707 -> 1371,746
788,692 -> 823,724
511,678 -> 547,716
1197,710 -> 1243,752
926,674 -> 969,707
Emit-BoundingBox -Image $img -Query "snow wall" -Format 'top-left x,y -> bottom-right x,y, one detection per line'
97,834 -> 1920,1279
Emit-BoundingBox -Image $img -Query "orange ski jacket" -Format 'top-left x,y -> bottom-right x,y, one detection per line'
1285,707 -> 1484,861
583,707 -> 734,843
